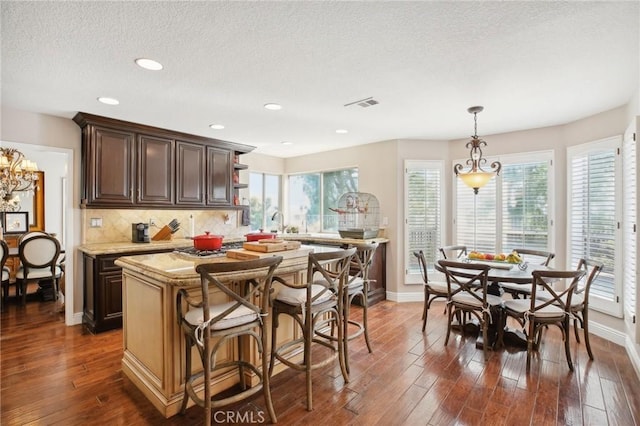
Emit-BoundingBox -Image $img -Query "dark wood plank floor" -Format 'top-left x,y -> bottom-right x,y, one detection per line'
2,298 -> 639,425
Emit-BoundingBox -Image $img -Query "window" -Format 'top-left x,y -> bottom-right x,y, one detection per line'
288,168 -> 358,233
405,160 -> 443,281
249,172 -> 281,231
454,151 -> 553,254
567,136 -> 621,316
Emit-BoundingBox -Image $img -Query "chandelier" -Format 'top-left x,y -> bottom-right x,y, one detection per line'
0,147 -> 39,212
453,106 -> 501,194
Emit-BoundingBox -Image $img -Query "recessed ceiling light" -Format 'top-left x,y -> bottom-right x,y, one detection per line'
336,129 -> 348,134
209,124 -> 225,130
97,97 -> 119,105
264,103 -> 282,111
281,141 -> 293,145
135,58 -> 163,71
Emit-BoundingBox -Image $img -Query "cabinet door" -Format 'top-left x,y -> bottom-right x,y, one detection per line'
176,141 -> 206,205
101,272 -> 123,322
137,134 -> 174,205
87,126 -> 135,205
206,146 -> 232,205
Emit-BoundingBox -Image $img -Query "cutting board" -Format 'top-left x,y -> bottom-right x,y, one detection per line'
242,240 -> 302,252
226,245 -> 311,260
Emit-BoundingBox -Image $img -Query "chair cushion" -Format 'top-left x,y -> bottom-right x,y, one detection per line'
427,280 -> 454,294
1,269 -> 9,282
276,284 -> 335,306
503,298 -> 566,318
451,292 -> 502,307
184,301 -> 258,330
500,282 -> 532,295
16,265 -> 62,280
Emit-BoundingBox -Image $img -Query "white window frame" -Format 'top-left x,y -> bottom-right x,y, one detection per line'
452,150 -> 555,255
566,136 -> 623,317
404,159 -> 445,284
622,125 -> 637,335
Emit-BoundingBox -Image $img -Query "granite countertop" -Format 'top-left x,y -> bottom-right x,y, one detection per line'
114,245 -> 316,287
279,233 -> 389,246
77,237 -> 244,256
78,234 -> 388,256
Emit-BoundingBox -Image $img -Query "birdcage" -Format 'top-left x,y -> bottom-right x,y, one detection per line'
333,192 -> 380,239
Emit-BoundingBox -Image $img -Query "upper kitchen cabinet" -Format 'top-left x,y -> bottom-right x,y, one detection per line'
137,134 -> 174,205
73,112 -> 255,209
176,141 -> 206,206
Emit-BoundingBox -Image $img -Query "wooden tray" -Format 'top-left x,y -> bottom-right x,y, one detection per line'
242,240 -> 301,252
226,245 -> 311,260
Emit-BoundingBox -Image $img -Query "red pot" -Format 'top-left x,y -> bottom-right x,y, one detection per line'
192,231 -> 224,250
245,229 -> 277,242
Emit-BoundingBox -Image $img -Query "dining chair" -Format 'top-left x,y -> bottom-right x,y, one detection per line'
500,248 -> 555,299
176,255 -> 283,426
536,258 -> 603,360
438,245 -> 468,260
16,232 -> 62,306
270,247 -> 356,411
1,240 -> 9,311
438,259 -> 502,360
503,268 -> 585,372
413,250 -> 452,332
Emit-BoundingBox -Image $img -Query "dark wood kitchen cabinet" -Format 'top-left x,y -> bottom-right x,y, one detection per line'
82,248 -> 174,333
74,112 -> 254,209
82,125 -> 136,206
176,141 -> 206,205
206,146 -> 232,205
136,134 -> 174,205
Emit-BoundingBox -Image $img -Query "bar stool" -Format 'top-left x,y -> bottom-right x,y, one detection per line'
0,240 -> 9,311
176,256 -> 283,426
269,247 -> 356,411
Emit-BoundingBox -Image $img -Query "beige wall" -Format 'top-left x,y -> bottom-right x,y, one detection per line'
1,105 -> 636,348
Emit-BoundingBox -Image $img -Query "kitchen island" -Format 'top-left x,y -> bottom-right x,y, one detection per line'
114,246 -> 315,418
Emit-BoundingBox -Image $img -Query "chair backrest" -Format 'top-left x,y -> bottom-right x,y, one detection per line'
349,242 -> 378,284
529,269 -> 586,315
194,256 -> 283,326
511,248 -> 555,266
574,258 -> 604,302
308,247 -> 356,303
439,245 -> 467,260
413,250 -> 430,285
437,259 -> 490,305
0,239 -> 8,279
18,233 -> 61,275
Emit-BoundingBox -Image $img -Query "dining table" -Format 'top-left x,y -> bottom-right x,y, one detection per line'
435,259 -> 554,350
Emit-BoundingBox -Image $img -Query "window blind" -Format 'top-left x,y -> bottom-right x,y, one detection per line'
568,138 -> 620,315
405,161 -> 442,277
622,131 -> 636,325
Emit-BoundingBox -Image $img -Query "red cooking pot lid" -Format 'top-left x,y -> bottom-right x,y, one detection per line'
193,231 -> 223,240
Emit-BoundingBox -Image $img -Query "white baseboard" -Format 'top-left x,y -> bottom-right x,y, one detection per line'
625,338 -> 640,380
386,291 -> 423,303
69,311 -> 83,326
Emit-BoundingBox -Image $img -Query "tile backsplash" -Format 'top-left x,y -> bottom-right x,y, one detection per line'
82,209 -> 250,244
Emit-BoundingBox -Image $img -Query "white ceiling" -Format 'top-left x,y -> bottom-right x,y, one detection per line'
1,1 -> 638,158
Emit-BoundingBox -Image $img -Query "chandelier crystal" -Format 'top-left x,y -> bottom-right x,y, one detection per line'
0,147 -> 39,212
453,106 -> 501,194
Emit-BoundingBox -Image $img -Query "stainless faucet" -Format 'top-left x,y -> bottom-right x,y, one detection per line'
271,211 -> 285,233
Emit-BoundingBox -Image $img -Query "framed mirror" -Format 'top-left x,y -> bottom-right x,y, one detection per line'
21,170 -> 45,231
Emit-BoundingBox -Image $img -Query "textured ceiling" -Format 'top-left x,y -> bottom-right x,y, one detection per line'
1,1 -> 638,158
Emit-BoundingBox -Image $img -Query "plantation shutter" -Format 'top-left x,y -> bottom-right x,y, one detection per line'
623,129 -> 636,327
568,137 -> 621,316
405,160 -> 442,279
501,160 -> 550,251
455,177 -> 496,253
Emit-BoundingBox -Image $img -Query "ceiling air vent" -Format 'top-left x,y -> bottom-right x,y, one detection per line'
344,97 -> 379,108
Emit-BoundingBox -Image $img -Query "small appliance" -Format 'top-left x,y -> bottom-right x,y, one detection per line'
132,223 -> 150,243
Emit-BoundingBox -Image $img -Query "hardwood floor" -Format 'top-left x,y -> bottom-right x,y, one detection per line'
1,298 -> 639,425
